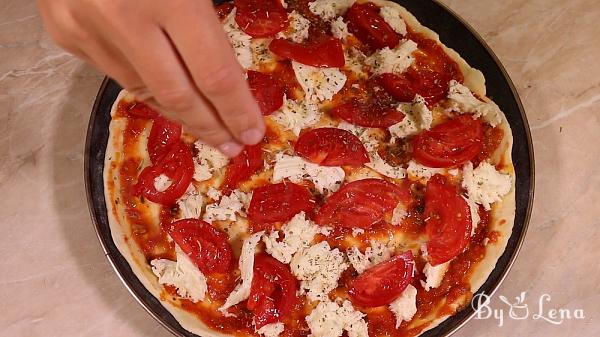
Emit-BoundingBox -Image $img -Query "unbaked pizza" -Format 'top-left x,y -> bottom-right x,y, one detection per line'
104,1 -> 516,336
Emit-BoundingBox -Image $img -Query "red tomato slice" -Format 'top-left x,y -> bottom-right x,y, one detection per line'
412,115 -> 484,168
215,2 -> 234,20
248,182 -> 316,227
377,70 -> 449,106
424,174 -> 472,265
331,99 -> 405,128
134,142 -> 194,205
316,179 -> 411,229
248,253 -> 297,328
221,144 -> 264,194
234,0 -> 288,37
163,219 -> 234,274
147,116 -> 182,163
269,37 -> 345,68
294,128 -> 369,166
349,251 -> 414,307
124,101 -> 160,119
346,2 -> 400,50
247,70 -> 285,116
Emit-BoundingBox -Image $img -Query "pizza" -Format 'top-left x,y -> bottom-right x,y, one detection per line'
103,1 -> 516,336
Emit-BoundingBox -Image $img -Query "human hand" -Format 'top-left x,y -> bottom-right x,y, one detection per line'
37,0 -> 264,157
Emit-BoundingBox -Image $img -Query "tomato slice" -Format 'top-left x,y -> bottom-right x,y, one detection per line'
134,142 -> 194,205
346,2 -> 400,50
316,179 -> 411,229
269,37 -> 345,68
147,116 -> 182,163
349,251 -> 414,307
164,219 -> 234,274
294,128 -> 369,166
123,101 -> 160,119
215,1 -> 234,20
412,115 -> 484,168
248,182 -> 316,227
247,70 -> 285,116
234,0 -> 288,38
248,253 -> 297,328
221,144 -> 264,194
331,99 -> 405,128
377,70 -> 448,106
424,174 -> 472,265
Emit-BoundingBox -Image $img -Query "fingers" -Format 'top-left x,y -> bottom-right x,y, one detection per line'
159,0 -> 265,145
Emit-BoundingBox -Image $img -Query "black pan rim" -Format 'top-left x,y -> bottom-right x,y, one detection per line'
84,1 -> 535,336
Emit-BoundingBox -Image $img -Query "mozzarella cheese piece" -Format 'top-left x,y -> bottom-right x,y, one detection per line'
223,10 -> 253,69
151,245 -> 207,303
203,189 -> 250,223
291,241 -> 348,301
420,261 -> 450,291
406,160 -> 459,182
389,284 -> 418,327
271,98 -> 322,135
462,161 -> 512,211
463,195 -> 481,236
308,0 -> 354,21
292,61 -> 347,102
344,48 -> 367,78
193,141 -> 229,181
389,95 -> 432,139
263,211 -> 328,263
379,6 -> 407,35
277,11 -> 310,43
176,185 -> 203,220
391,202 -> 408,225
251,38 -> 277,67
347,241 -> 393,274
366,40 -> 418,76
153,174 -> 172,192
447,80 -> 502,127
257,322 -> 285,337
206,187 -> 222,201
331,17 -> 350,40
220,232 -> 264,314
306,300 -> 368,337
366,153 -> 406,179
272,153 -> 345,194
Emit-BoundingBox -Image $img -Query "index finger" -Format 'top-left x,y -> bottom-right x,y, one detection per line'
159,1 -> 265,145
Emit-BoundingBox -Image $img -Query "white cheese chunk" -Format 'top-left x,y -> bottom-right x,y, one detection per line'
193,141 -> 229,181
365,153 -> 406,179
272,153 -> 345,194
277,11 -> 310,43
331,17 -> 350,40
347,241 -> 393,274
176,185 -> 203,220
203,189 -> 250,223
291,241 -> 348,301
389,284 -> 417,327
271,98 -> 322,135
366,40 -> 418,76
344,48 -> 367,78
206,187 -> 222,200
420,261 -> 449,291
306,300 -> 368,337
220,232 -> 264,314
223,10 -> 253,69
406,160 -> 459,182
447,80 -> 502,127
379,6 -> 407,35
153,174 -> 172,192
257,322 -> 285,337
462,161 -> 512,211
391,202 -> 408,225
251,38 -> 277,67
263,212 -> 328,263
389,95 -> 432,139
151,245 -> 207,303
308,0 -> 354,21
463,195 -> 481,236
292,61 -> 347,102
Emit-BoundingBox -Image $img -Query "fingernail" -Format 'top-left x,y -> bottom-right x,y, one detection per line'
240,128 -> 264,145
219,142 -> 244,157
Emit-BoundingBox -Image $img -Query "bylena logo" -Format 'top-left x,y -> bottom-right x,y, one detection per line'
472,292 -> 585,327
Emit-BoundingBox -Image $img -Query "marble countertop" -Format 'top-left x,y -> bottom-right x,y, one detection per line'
1,0 -> 598,336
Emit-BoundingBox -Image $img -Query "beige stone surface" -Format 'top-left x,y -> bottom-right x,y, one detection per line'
0,0 -> 598,336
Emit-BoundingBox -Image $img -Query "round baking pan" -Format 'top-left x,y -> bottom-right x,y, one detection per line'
84,1 -> 535,336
